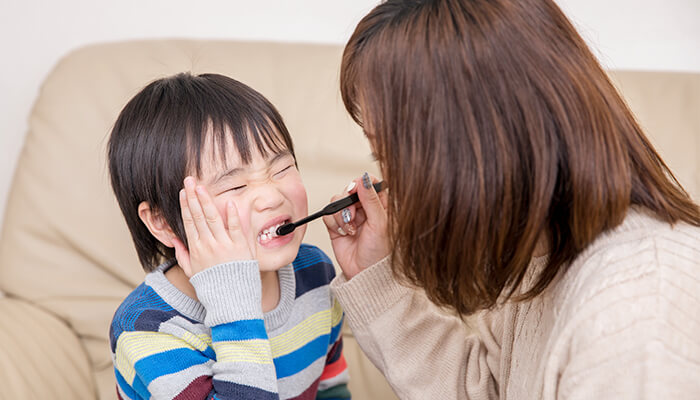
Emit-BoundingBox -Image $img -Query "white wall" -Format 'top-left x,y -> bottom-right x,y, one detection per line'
1,0 -> 699,226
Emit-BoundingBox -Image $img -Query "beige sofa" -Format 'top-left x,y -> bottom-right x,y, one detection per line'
0,40 -> 698,400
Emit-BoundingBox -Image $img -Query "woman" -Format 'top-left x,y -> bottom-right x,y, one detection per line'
322,0 -> 700,398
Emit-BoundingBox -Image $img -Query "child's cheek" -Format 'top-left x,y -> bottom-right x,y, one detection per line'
297,189 -> 308,216
288,179 -> 308,216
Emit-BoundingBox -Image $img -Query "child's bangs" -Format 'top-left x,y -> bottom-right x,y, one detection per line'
215,115 -> 290,168
183,75 -> 295,177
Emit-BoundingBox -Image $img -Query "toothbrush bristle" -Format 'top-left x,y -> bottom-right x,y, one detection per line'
276,223 -> 295,236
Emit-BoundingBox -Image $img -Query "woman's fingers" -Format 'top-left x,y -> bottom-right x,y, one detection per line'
357,172 -> 387,227
323,194 -> 347,237
323,176 -> 381,239
332,186 -> 359,235
323,213 -> 345,238
352,206 -> 367,227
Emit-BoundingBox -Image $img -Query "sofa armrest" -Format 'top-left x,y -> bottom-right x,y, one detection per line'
0,297 -> 96,399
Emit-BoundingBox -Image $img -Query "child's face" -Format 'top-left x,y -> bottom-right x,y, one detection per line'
195,132 -> 308,272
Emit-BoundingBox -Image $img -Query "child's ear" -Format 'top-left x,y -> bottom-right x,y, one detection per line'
138,201 -> 176,248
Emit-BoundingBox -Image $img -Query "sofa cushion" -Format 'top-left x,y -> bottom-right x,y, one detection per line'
0,297 -> 95,398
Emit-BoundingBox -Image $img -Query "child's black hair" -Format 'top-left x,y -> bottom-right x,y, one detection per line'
108,73 -> 295,271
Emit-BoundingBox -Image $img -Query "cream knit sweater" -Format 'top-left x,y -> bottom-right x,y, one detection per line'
331,209 -> 700,399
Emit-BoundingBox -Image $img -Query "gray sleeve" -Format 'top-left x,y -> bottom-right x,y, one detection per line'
189,260 -> 262,327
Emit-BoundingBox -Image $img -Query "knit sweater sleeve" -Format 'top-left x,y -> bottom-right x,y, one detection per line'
191,261 -> 280,399
330,257 -> 502,399
114,261 -> 280,400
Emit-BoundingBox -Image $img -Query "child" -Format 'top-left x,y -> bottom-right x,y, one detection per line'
107,72 -> 350,400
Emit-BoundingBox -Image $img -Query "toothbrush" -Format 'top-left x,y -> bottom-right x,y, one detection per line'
276,181 -> 386,236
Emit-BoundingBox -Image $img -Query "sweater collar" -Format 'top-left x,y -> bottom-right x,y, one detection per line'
145,259 -> 296,330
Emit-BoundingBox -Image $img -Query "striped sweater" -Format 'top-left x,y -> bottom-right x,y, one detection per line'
110,244 -> 350,400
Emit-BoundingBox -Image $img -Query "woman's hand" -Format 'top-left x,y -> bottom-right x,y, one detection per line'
172,176 -> 254,278
323,172 -> 390,279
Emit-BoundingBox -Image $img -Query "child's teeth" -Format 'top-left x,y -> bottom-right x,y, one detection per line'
259,222 -> 286,244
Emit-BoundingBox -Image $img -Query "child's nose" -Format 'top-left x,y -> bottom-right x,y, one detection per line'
252,184 -> 285,211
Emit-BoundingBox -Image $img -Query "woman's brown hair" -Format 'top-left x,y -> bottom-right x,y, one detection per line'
340,0 -> 700,315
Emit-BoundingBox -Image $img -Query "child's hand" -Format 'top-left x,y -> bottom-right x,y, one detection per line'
172,176 -> 254,278
322,173 -> 390,279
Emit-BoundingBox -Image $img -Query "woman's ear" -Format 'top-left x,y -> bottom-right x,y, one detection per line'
138,201 -> 176,248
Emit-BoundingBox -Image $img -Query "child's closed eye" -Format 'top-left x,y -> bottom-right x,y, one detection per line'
221,184 -> 246,195
274,165 -> 294,178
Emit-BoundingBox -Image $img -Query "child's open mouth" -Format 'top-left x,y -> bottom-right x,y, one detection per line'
257,218 -> 291,245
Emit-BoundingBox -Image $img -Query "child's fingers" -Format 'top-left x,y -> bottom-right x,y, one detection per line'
195,185 -> 228,242
180,188 -> 198,242
184,177 -> 213,241
226,201 -> 254,259
226,200 -> 244,239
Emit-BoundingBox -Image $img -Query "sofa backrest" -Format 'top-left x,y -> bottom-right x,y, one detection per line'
0,40 -> 698,398
608,70 -> 700,200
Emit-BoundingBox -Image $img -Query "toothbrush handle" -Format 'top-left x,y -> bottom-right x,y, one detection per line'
321,181 -> 385,215
276,181 -> 386,236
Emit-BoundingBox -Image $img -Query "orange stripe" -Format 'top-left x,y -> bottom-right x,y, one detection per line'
320,353 -> 347,381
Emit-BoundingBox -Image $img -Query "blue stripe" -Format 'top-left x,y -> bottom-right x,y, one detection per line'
115,367 -> 141,400
274,333 -> 330,378
293,244 -> 333,271
134,309 -> 181,332
211,319 -> 268,342
329,316 -> 343,345
293,256 -> 323,271
211,380 -> 278,399
132,376 -> 150,400
295,262 -> 334,298
203,345 -> 216,359
134,347 -> 209,386
111,284 -> 181,352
